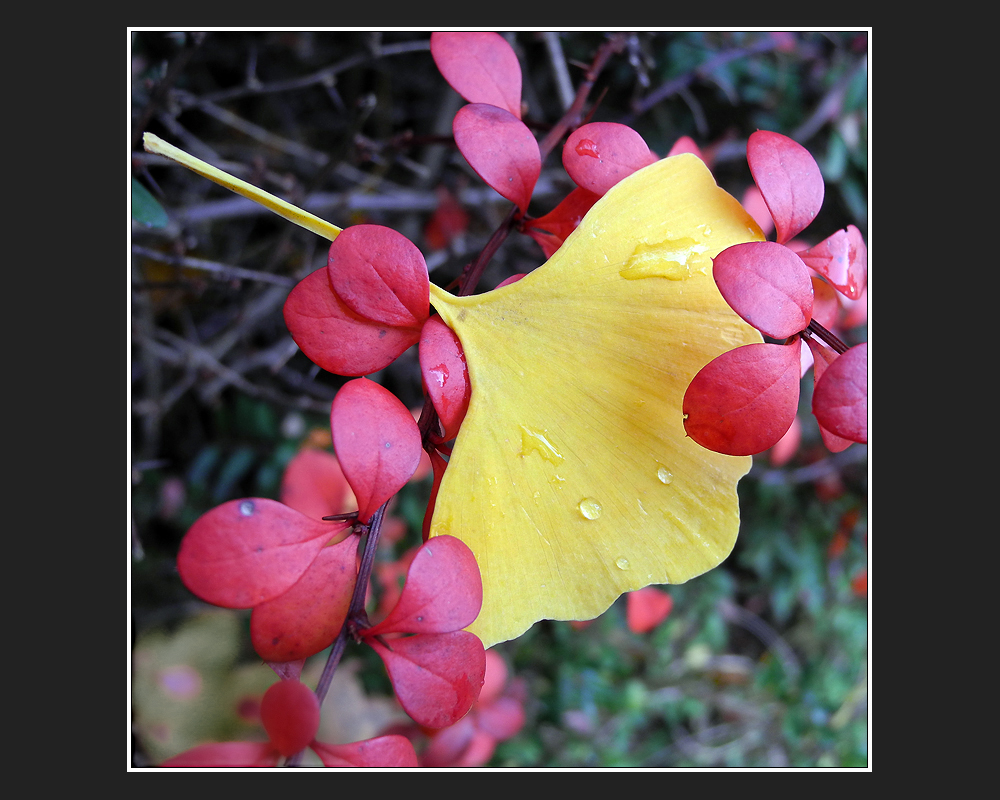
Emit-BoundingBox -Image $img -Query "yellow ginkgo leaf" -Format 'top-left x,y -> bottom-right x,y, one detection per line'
427,154 -> 765,648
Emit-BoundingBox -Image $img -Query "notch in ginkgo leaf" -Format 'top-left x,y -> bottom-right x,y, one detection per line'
747,130 -> 825,245
563,122 -> 658,196
453,103 -> 540,215
683,339 -> 802,456
712,241 -> 814,339
430,31 -> 523,119
797,224 -> 868,300
812,342 -> 867,444
177,498 -> 353,609
331,378 -> 424,523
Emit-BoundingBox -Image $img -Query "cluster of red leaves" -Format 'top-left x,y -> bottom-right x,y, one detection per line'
162,678 -> 420,767
683,131 -> 868,457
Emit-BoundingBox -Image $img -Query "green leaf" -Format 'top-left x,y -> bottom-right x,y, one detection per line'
132,177 -> 169,228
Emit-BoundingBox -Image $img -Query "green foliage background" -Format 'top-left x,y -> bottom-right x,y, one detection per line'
131,30 -> 869,769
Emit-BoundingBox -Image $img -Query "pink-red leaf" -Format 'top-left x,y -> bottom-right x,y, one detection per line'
810,276 -> 841,330
683,340 -> 802,456
430,31 -> 522,118
280,447 -> 352,521
177,498 -> 351,609
283,268 -> 421,377
712,241 -> 814,339
331,378 -> 423,523
812,342 -> 867,444
419,316 -> 471,442
161,742 -> 279,767
311,735 -> 420,768
368,631 -> 486,728
250,534 -> 359,662
796,224 -> 867,300
327,224 -> 429,328
363,535 -> 483,637
747,130 -> 825,244
453,103 -> 540,214
626,586 -> 674,634
805,337 -> 854,453
563,122 -> 658,196
259,679 -> 321,757
666,135 -> 704,159
524,186 -> 601,257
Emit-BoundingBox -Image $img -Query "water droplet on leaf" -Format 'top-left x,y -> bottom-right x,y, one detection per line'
656,466 -> 674,485
519,425 -> 564,464
616,557 -> 630,570
239,500 -> 255,517
578,498 -> 602,520
575,138 -> 600,158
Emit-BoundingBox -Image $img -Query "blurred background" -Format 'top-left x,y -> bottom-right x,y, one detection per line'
130,30 -> 869,768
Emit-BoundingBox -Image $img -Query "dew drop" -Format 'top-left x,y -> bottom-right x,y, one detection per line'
657,466 -> 674,485
239,500 -> 255,517
578,497 -> 602,520
619,237 -> 710,281
520,425 -> 564,464
615,557 -> 630,570
575,138 -> 600,158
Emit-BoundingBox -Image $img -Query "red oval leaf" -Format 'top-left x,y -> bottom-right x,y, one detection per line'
326,224 -> 429,328
796,224 -> 867,300
804,337 -> 854,453
364,535 -> 483,637
177,498 -> 350,609
283,268 -> 421,377
251,534 -> 359,662
747,130 -> 824,244
260,679 -> 321,757
430,31 -> 522,118
280,447 -> 353,521
331,378 -> 423,523
812,342 -> 867,444
311,735 -> 420,768
453,103 -> 540,214
524,186 -> 601,257
683,340 -> 802,456
419,316 -> 471,442
712,241 -> 814,339
369,631 -> 486,728
626,586 -> 674,634
563,122 -> 658,196
161,742 -> 279,767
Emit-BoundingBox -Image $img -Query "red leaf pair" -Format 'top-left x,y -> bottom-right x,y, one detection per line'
430,32 -> 522,119
361,536 -> 486,729
283,225 -> 430,377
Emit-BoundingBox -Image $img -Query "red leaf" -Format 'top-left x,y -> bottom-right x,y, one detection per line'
421,448 -> 448,542
283,268 -> 421,377
327,224 -> 429,328
280,447 -> 352,521
250,535 -> 359,662
626,586 -> 674,634
424,186 -> 470,251
453,103 -> 540,214
364,535 -> 483,637
796,225 -> 867,300
812,342 -> 867,444
747,130 -> 825,244
524,186 -> 601,257
683,340 -> 802,456
563,122 -> 658,196
666,135 -> 704,160
177,498 -> 351,609
260,679 -> 321,757
419,316 -> 471,442
368,631 -> 486,728
331,378 -> 423,523
311,735 -> 420,768
161,742 -> 279,767
430,31 -> 522,118
810,275 -> 841,330
804,337 -> 854,453
712,241 -> 814,339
